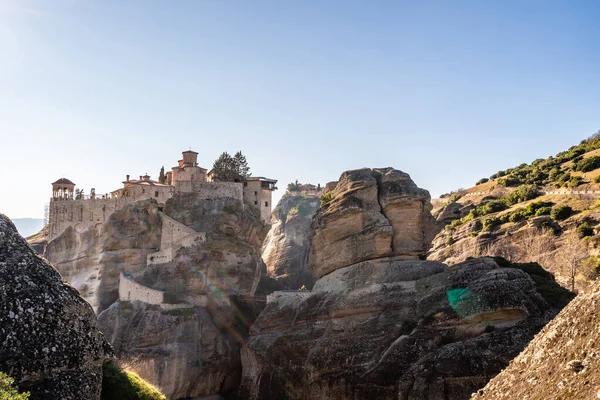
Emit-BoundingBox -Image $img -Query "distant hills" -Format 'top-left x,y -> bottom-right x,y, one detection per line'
12,218 -> 44,238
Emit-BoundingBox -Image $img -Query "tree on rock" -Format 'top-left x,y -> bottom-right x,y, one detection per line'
158,166 -> 166,184
212,151 -> 251,182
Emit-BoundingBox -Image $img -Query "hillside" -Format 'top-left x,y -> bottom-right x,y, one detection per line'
429,132 -> 600,292
476,282 -> 600,400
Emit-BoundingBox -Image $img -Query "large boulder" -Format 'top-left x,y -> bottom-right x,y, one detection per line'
0,214 -> 109,400
239,257 -> 573,400
308,168 -> 438,278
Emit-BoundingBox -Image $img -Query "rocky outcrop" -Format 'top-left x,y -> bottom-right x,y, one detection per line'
42,199 -> 162,312
476,283 -> 600,400
0,214 -> 110,400
239,168 -> 572,400
240,257 -> 571,400
93,193 -> 269,399
260,194 -> 320,290
98,301 -> 241,399
308,168 -> 439,278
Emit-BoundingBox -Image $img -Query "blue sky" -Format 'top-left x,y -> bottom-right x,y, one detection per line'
1,0 -> 599,219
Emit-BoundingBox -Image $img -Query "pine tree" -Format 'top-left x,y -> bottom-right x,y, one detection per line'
212,151 -> 251,182
233,151 -> 251,179
158,166 -> 166,184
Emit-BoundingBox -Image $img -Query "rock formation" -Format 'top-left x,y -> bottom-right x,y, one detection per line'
476,283 -> 600,400
0,214 -> 110,400
309,168 -> 439,278
260,193 -> 320,291
93,193 -> 269,399
238,168 -> 572,400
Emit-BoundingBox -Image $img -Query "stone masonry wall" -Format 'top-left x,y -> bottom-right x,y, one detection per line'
118,272 -> 164,304
147,213 -> 206,266
190,182 -> 243,201
49,197 -> 135,239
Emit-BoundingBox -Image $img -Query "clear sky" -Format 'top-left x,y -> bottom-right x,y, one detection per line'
1,0 -> 599,219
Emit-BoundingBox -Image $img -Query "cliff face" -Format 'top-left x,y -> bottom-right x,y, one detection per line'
0,214 -> 110,400
239,168 -> 572,400
260,194 -> 320,290
477,283 -> 600,400
93,193 -> 269,400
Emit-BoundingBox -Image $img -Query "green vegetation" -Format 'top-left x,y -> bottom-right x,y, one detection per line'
577,221 -> 595,238
288,201 -> 314,218
573,155 -> 600,172
551,205 -> 572,220
476,178 -> 489,185
446,191 -> 548,231
320,191 -> 334,206
504,184 -> 540,205
0,372 -> 29,399
287,179 -> 300,193
492,257 -> 575,309
488,132 -> 600,187
211,151 -> 251,182
483,217 -> 501,232
445,236 -> 455,246
101,361 -> 166,400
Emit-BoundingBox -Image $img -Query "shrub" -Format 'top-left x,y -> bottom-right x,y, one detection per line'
505,185 -> 540,206
483,217 -> 501,232
551,205 -> 572,220
476,178 -> 489,185
577,221 -> 595,238
320,191 -> 334,206
595,175 -> 600,184
525,201 -> 554,216
574,156 -> 600,172
101,361 -> 166,400
445,236 -> 455,246
508,209 -> 528,223
480,199 -> 508,214
470,231 -> 479,237
535,206 -> 553,216
0,372 -> 29,399
498,176 -> 521,187
568,175 -> 584,187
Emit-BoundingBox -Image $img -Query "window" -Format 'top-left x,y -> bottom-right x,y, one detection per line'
254,201 -> 258,205
244,182 -> 248,187
155,191 -> 159,197
254,191 -> 257,196
142,189 -> 145,193
265,201 -> 268,207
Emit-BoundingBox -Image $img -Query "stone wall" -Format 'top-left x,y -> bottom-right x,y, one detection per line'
49,197 -> 135,239
118,272 -> 164,305
190,181 -> 243,201
147,213 -> 206,266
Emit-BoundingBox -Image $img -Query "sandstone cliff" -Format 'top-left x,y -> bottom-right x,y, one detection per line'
260,193 -> 320,291
91,193 -> 269,399
476,283 -> 600,400
0,214 -> 110,400
239,168 -> 572,400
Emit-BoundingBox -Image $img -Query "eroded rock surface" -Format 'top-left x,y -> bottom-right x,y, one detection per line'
477,283 -> 600,400
308,168 -> 438,278
0,214 -> 109,400
98,301 -> 241,399
260,194 -> 320,291
240,257 -> 572,400
239,168 -> 572,400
